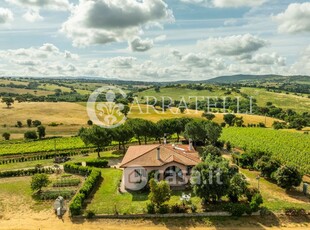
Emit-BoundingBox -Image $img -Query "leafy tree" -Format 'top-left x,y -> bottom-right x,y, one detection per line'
228,173 -> 249,202
148,178 -> 171,208
121,105 -> 130,117
79,125 -> 113,158
201,145 -> 221,160
87,120 -> 93,126
127,118 -> 153,145
250,193 -> 263,212
30,173 -> 50,193
16,121 -> 22,128
32,120 -> 42,127
154,86 -> 160,93
27,119 -> 32,127
24,130 -> 38,140
204,121 -> 222,145
1,97 -> 14,108
184,120 -> 207,145
112,124 -> 134,152
37,125 -> 46,139
202,112 -> 215,121
2,132 -> 10,140
223,114 -> 236,126
191,156 -> 231,203
254,156 -> 280,178
272,121 -> 286,130
273,166 -> 303,190
171,117 -> 192,142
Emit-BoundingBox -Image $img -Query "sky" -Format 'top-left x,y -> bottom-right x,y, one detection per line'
0,0 -> 309,81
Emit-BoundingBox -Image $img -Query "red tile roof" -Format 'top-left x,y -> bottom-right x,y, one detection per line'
120,144 -> 201,168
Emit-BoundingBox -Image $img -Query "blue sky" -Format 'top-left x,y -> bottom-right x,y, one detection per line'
0,0 -> 309,81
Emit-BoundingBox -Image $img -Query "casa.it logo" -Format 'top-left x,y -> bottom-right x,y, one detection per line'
87,86 -> 127,129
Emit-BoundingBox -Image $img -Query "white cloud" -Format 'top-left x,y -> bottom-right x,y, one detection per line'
129,37 -> 153,52
0,8 -> 13,24
198,34 -> 268,56
291,45 -> 310,74
274,2 -> 310,34
241,52 -> 286,66
180,0 -> 266,8
23,9 -> 43,22
61,0 -> 174,47
7,0 -> 71,11
213,0 -> 266,8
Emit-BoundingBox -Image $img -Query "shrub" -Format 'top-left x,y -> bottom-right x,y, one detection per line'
86,159 -> 109,168
190,204 -> 197,213
250,193 -> 263,212
226,141 -> 232,151
245,187 -> 259,202
158,204 -> 170,214
24,131 -> 38,140
2,132 -> 10,140
69,193 -> 85,216
224,203 -> 249,217
146,203 -> 156,214
170,204 -> 188,213
273,166 -> 303,190
86,210 -> 95,219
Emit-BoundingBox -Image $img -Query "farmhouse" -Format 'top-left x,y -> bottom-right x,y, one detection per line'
120,142 -> 201,190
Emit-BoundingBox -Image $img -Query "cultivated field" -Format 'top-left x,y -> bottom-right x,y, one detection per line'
221,127 -> 310,174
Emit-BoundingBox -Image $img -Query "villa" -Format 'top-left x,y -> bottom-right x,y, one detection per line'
120,142 -> 201,190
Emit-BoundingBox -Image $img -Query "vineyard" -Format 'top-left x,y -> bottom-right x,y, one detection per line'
220,128 -> 310,174
0,137 -> 86,156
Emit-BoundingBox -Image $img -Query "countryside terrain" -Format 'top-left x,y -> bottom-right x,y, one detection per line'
0,76 -> 309,229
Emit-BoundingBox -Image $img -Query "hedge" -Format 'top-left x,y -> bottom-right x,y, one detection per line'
52,178 -> 81,187
86,159 -> 109,168
64,163 -> 101,216
0,167 -> 55,178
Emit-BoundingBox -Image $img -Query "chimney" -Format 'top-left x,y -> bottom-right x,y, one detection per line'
157,147 -> 160,160
189,138 -> 193,151
164,133 -> 167,145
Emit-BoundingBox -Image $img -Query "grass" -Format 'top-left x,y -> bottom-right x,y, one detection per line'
0,177 -> 51,212
239,168 -> 310,211
240,87 -> 310,113
136,87 -> 240,102
87,168 -> 203,214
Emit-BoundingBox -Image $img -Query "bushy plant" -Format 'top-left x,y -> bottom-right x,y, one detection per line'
250,193 -> 263,212
146,203 -> 156,214
158,204 -> 170,214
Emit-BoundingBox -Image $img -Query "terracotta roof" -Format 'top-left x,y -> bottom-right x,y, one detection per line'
120,144 -> 201,168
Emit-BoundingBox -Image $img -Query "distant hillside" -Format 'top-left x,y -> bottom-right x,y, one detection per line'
206,74 -> 310,84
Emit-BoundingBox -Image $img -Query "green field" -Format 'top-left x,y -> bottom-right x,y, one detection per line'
136,87 -> 240,102
220,127 -> 310,174
0,137 -> 86,156
240,87 -> 310,113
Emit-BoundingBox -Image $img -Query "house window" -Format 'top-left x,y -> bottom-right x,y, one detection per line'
186,166 -> 192,176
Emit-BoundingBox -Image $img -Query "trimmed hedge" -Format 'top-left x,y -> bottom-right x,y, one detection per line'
0,167 -> 55,178
64,163 -> 101,216
86,159 -> 109,168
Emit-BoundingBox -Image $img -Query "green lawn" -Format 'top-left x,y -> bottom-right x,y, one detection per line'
87,168 -> 203,214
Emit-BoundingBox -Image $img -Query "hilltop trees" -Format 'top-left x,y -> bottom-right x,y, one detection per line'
2,132 -> 10,140
37,125 -> 46,139
1,97 -> 14,108
223,114 -> 236,126
27,119 -> 32,127
79,125 -> 113,158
